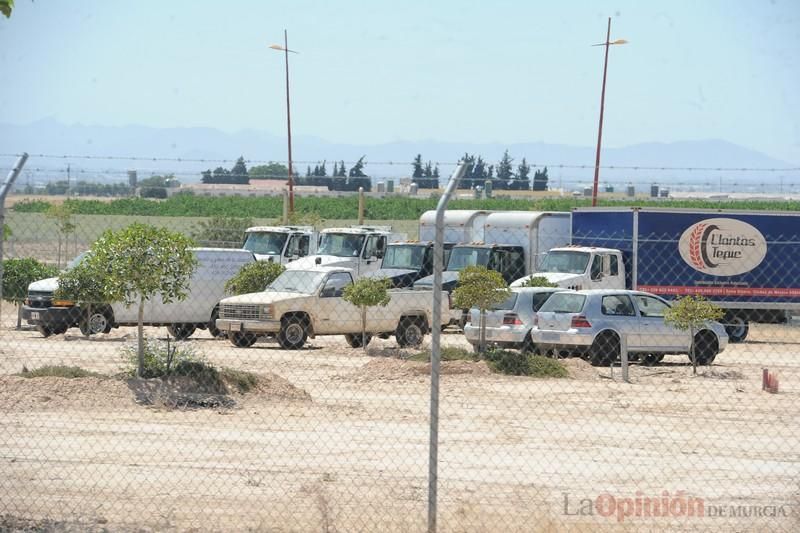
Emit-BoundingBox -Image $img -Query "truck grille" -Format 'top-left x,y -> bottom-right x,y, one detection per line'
26,291 -> 53,308
221,304 -> 260,320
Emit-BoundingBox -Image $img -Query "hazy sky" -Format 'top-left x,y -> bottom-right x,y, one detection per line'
1,0 -> 798,164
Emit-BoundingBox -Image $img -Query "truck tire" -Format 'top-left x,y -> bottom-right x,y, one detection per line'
37,325 -> 54,338
229,331 -> 257,348
166,323 -> 197,341
207,307 -> 224,338
345,333 -> 372,348
79,308 -> 113,336
278,316 -> 308,350
723,312 -> 749,343
692,331 -> 719,366
396,317 -> 426,347
589,331 -> 619,366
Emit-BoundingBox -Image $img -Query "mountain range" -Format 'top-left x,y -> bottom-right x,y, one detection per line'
1,119 -> 797,193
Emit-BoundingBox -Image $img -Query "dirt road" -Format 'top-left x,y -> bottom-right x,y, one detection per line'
1,321 -> 798,531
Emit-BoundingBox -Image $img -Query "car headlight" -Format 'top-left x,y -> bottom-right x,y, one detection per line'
262,305 -> 274,319
52,299 -> 75,307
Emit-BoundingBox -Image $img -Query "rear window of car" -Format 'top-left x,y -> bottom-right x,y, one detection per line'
491,293 -> 518,311
539,293 -> 585,313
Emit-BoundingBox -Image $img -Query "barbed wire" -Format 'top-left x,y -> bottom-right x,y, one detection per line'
2,152 -> 799,173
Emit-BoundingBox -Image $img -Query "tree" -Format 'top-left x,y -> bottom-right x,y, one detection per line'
432,165 -> 440,180
191,216 -> 254,247
0,0 -> 14,18
412,154 -> 424,179
664,295 -> 724,374
338,160 -> 347,177
225,262 -> 285,295
87,223 -> 197,376
452,266 -> 511,354
497,150 -> 514,184
517,158 -> 531,189
349,156 -> 367,178
54,259 -> 110,336
533,166 -> 549,191
2,258 -> 58,329
518,275 -> 558,288
342,277 -> 391,350
318,160 -> 327,177
332,162 -> 339,177
139,174 -> 178,188
45,204 -> 76,268
231,156 -> 249,184
249,162 -> 289,180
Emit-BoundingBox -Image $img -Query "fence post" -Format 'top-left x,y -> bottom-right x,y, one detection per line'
357,187 -> 365,225
620,333 -> 629,383
428,162 -> 467,533
0,153 -> 29,327
282,189 -> 289,224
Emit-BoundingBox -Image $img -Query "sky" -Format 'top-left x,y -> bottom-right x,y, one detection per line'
1,0 -> 798,164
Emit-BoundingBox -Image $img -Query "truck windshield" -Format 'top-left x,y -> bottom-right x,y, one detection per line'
446,246 -> 490,271
268,270 -> 327,294
382,245 -> 424,270
243,232 -> 288,255
317,233 -> 365,257
539,251 -> 590,274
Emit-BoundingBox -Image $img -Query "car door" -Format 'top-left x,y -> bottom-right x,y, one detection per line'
315,272 -> 361,334
632,294 -> 688,351
599,294 -> 640,349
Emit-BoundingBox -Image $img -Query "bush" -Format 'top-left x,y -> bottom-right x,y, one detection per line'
19,365 -> 106,379
2,258 -> 59,303
139,187 -> 168,199
121,337 -> 199,379
408,346 -> 478,362
483,349 -> 569,378
225,261 -> 285,295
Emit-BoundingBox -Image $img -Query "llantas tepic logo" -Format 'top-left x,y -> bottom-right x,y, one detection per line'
678,218 -> 767,276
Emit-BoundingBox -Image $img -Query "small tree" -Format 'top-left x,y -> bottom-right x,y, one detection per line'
452,266 -> 511,354
46,204 -> 76,268
225,262 -> 285,295
664,295 -> 724,374
87,223 -> 197,376
54,259 -> 110,336
342,277 -> 391,350
518,275 -> 558,288
2,258 -> 58,328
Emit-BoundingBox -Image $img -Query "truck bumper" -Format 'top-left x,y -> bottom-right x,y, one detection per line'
21,305 -> 81,330
216,318 -> 281,335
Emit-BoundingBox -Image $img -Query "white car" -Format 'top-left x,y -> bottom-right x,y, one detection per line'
531,289 -> 729,366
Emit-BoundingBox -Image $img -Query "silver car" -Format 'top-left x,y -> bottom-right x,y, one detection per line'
531,289 -> 729,366
464,287 -> 565,352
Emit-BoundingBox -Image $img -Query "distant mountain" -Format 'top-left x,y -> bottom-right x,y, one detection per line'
1,120 -> 796,193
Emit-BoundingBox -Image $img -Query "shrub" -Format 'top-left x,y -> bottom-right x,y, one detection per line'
483,349 -> 569,378
19,365 -> 106,379
1,258 -> 59,303
518,275 -> 558,288
225,261 -> 285,295
121,337 -> 199,379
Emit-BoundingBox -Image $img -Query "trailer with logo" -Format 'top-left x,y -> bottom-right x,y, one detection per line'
513,207 -> 800,342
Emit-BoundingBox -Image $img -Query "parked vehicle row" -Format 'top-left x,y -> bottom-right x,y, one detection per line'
464,287 -> 730,367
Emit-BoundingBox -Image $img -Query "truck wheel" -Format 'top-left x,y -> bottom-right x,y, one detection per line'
207,307 -> 224,338
229,331 -> 257,348
37,325 -> 53,338
344,333 -> 371,348
79,309 -> 112,336
692,331 -> 718,366
396,317 -> 426,347
166,323 -> 196,341
723,313 -> 749,343
278,316 -> 308,350
589,332 -> 619,366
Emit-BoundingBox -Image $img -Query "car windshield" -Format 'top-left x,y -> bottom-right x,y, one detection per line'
447,246 -> 490,271
382,244 -> 424,270
268,270 -> 327,294
539,251 -> 590,274
243,232 -> 288,255
539,293 -> 586,313
318,233 -> 365,257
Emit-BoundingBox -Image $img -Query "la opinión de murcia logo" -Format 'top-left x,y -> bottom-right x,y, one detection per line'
679,218 -> 767,276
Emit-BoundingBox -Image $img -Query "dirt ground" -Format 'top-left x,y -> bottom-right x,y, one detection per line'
0,313 -> 798,532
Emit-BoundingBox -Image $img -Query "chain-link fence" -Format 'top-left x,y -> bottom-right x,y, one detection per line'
1,208 -> 799,532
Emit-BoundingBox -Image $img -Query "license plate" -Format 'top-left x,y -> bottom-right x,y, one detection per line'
226,322 -> 242,332
540,331 -> 561,342
30,311 -> 40,320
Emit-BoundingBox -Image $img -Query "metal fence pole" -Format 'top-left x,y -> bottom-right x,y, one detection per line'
0,153 -> 29,325
428,162 -> 467,533
620,333 -> 629,383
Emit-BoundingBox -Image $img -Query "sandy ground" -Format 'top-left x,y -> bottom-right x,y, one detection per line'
0,312 -> 799,532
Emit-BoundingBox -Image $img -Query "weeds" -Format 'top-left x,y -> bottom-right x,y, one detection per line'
18,365 -> 106,379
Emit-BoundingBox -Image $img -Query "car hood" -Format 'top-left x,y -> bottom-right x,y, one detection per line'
363,268 -> 417,279
414,270 -> 459,290
28,277 -> 59,293
219,291 -> 311,306
510,272 -> 582,288
285,255 -> 358,270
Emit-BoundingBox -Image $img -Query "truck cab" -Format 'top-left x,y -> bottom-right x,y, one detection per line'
243,226 -> 317,264
361,241 -> 455,288
511,246 -> 625,291
415,242 -> 526,292
285,226 -> 404,278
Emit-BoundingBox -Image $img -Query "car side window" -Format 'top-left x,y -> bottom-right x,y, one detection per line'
590,255 -> 603,281
362,235 -> 385,259
609,255 -> 618,276
531,292 -> 554,312
321,273 -> 353,298
601,295 -> 635,316
635,295 -> 670,317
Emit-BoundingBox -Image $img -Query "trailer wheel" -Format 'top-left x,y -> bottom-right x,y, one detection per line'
723,312 -> 749,343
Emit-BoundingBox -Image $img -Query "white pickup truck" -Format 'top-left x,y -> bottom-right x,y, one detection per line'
216,266 -> 448,349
